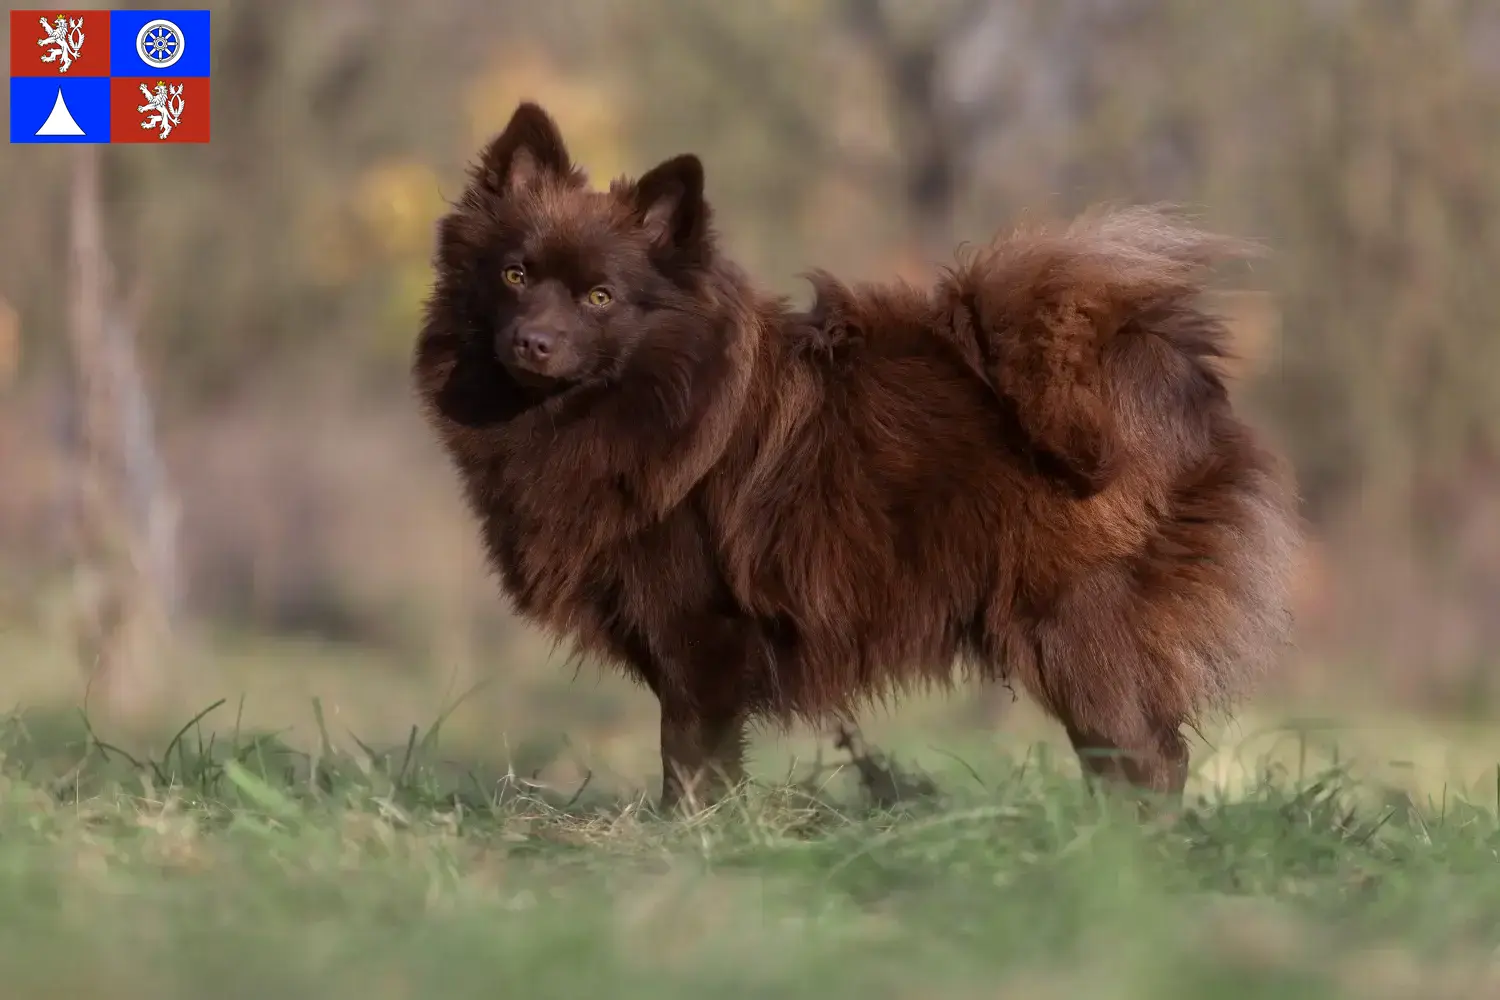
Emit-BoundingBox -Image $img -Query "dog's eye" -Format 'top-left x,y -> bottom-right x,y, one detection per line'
586,287 -> 613,308
502,265 -> 526,287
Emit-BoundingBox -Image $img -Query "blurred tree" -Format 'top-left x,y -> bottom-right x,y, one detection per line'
1249,0 -> 1500,531
0,298 -> 18,389
65,146 -> 179,721
835,0 -> 1018,255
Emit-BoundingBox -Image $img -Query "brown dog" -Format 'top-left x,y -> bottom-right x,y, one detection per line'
413,102 -> 1300,809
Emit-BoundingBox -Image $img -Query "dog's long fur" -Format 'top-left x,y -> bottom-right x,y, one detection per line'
414,103 -> 1300,806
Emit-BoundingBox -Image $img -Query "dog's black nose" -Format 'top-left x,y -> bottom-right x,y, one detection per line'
513,327 -> 555,366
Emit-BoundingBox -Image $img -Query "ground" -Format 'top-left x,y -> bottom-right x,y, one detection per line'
1,695 -> 1499,1000
4,626 -> 1500,997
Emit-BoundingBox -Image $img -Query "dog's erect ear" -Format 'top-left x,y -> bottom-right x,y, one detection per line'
630,154 -> 711,267
475,102 -> 572,196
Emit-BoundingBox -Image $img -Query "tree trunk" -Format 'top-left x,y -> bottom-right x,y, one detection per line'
66,145 -> 180,722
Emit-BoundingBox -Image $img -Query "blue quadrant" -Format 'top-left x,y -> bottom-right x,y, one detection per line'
109,9 -> 212,78
10,77 -> 111,144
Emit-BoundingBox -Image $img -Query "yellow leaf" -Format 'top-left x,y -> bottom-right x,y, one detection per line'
354,160 -> 446,259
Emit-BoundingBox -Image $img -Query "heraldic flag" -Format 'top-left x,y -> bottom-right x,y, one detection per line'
10,9 -> 211,144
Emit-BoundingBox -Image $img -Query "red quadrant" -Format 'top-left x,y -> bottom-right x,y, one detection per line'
10,9 -> 111,77
110,77 -> 211,143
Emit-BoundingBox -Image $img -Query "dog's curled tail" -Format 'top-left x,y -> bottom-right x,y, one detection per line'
944,207 -> 1299,718
940,205 -> 1261,497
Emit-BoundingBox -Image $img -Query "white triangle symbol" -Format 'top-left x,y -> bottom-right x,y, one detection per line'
35,89 -> 85,136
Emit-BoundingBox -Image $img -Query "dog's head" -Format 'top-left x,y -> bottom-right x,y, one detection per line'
433,102 -> 716,390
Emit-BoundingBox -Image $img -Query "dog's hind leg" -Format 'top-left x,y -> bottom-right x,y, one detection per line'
989,584 -> 1197,810
1062,714 -> 1189,801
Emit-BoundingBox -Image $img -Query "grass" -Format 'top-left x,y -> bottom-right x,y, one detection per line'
0,703 -> 1499,999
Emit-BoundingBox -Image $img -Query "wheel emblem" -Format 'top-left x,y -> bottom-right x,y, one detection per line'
136,18 -> 185,70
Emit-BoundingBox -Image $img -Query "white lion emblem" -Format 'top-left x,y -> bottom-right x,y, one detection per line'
37,15 -> 86,74
137,82 -> 186,140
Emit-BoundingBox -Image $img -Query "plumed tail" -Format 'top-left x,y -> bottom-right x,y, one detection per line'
944,207 -> 1299,724
940,205 -> 1262,496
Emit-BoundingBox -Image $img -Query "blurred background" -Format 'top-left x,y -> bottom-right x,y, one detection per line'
2,0 -> 1499,797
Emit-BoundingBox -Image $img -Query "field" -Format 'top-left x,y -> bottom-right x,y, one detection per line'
3,644 -> 1500,1000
